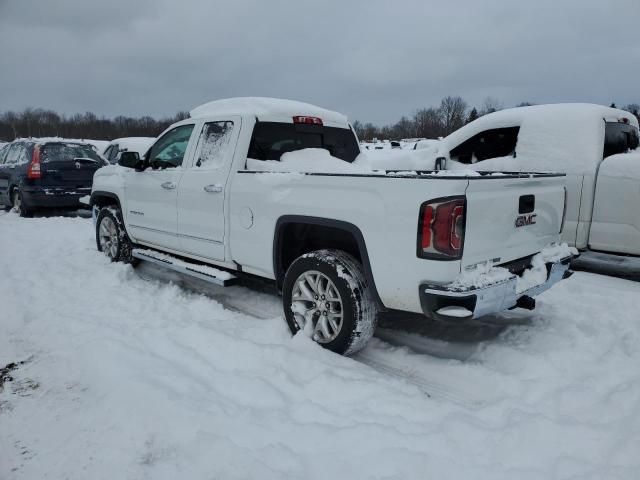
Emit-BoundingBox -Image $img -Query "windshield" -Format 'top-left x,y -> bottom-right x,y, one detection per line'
42,143 -> 103,163
248,122 -> 360,163
604,122 -> 639,158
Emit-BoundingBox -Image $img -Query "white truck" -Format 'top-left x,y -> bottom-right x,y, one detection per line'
89,97 -> 574,355
427,104 -> 640,261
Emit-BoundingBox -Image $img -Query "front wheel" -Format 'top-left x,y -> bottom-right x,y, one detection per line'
95,206 -> 137,264
282,249 -> 378,356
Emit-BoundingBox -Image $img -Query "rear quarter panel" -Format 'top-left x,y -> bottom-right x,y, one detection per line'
229,172 -> 468,313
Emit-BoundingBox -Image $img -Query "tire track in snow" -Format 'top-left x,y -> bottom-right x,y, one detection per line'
135,262 -> 495,409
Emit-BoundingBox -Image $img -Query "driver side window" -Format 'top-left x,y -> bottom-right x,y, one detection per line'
148,124 -> 195,169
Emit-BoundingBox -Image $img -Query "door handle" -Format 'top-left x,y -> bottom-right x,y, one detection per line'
204,184 -> 223,193
161,181 -> 176,190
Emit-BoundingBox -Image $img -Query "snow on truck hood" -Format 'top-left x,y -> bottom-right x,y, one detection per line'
189,97 -> 349,125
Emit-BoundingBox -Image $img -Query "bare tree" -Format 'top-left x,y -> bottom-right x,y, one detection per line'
439,96 -> 468,135
481,96 -> 504,115
413,107 -> 445,138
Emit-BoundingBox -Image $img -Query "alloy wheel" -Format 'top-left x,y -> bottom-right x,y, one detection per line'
291,270 -> 344,343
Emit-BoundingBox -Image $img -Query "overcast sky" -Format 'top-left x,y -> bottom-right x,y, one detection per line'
1,0 -> 639,125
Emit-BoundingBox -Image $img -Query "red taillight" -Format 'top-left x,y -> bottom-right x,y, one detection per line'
27,145 -> 41,179
293,115 -> 323,125
418,197 -> 465,259
421,206 -> 433,249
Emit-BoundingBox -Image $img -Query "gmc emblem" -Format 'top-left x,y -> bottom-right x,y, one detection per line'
515,213 -> 537,228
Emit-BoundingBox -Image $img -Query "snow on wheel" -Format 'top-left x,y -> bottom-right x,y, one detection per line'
95,206 -> 136,264
12,189 -> 31,217
283,249 -> 378,356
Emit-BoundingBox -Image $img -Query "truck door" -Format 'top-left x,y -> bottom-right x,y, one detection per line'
177,117 -> 240,260
124,123 -> 196,250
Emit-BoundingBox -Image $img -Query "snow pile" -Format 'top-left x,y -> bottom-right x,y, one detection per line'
246,148 -> 485,177
452,243 -> 577,293
537,241 -> 579,263
190,97 -> 348,125
354,146 -> 440,170
247,148 -> 370,173
451,259 -> 514,290
2,216 -> 639,479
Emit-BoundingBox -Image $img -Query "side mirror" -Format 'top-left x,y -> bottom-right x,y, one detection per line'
118,151 -> 140,169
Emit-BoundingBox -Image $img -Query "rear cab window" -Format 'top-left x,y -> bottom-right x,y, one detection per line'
449,127 -> 520,164
604,121 -> 639,158
247,121 -> 360,164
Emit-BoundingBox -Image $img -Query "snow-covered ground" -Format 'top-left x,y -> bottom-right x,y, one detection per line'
1,212 -> 640,479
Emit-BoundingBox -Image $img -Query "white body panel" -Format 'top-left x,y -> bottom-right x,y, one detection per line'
589,154 -> 640,255
124,168 -> 183,250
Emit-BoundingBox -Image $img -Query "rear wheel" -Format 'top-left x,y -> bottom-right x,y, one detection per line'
282,249 -> 378,355
12,189 -> 32,217
95,206 -> 137,264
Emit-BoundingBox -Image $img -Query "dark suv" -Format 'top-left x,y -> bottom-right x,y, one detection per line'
0,139 -> 107,216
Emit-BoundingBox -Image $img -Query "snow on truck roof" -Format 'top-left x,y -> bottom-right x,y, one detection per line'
445,103 -> 638,147
441,103 -> 640,175
189,97 -> 349,124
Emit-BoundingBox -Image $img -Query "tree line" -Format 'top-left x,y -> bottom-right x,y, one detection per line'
1,98 -> 638,143
0,108 -> 189,142
353,97 -> 640,141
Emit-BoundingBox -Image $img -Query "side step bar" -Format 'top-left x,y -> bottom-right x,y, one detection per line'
132,249 -> 237,287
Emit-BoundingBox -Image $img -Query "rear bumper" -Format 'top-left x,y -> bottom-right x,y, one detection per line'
22,187 -> 92,208
420,256 -> 573,322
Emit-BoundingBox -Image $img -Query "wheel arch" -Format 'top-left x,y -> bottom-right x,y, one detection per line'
90,191 -> 122,209
273,215 -> 383,307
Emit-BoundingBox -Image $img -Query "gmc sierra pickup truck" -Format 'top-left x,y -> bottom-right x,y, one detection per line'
89,97 -> 574,355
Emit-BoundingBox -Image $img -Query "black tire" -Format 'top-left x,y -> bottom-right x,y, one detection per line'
282,249 -> 378,355
95,206 -> 137,264
12,189 -> 32,218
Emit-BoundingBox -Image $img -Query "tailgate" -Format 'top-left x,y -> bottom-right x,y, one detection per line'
462,174 -> 566,268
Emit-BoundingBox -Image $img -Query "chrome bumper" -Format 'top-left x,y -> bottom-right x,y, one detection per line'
420,256 -> 573,322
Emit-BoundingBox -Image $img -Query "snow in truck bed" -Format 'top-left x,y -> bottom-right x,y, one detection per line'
1,213 -> 640,479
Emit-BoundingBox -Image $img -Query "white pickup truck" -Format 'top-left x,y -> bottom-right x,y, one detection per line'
89,97 -> 573,355
427,104 -> 640,260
